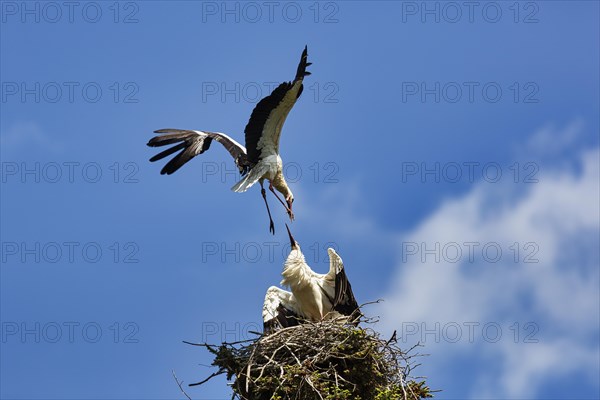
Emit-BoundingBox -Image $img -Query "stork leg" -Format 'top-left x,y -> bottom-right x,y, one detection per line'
260,182 -> 276,235
269,183 -> 294,221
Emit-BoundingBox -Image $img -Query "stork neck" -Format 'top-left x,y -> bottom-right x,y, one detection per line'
281,251 -> 311,289
271,171 -> 291,198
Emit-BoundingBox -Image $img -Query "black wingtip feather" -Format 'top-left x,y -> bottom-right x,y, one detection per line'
160,154 -> 184,175
295,46 -> 311,81
147,136 -> 183,147
154,129 -> 181,134
149,142 -> 186,162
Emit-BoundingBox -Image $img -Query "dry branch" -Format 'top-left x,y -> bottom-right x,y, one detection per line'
185,315 -> 433,400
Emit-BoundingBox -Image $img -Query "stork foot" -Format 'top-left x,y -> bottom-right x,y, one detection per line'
269,220 -> 275,235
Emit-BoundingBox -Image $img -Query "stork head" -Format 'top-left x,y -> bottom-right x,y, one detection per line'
271,174 -> 294,220
285,192 -> 294,215
286,224 -> 299,251
281,225 -> 309,288
285,224 -> 304,263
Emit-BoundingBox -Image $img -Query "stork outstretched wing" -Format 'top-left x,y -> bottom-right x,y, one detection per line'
244,46 -> 311,164
263,286 -> 303,334
147,129 -> 249,175
327,249 -> 360,321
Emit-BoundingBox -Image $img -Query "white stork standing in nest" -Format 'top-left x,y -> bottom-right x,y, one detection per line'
147,47 -> 311,234
262,225 -> 360,334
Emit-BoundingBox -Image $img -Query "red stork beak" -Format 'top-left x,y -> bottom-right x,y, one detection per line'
285,224 -> 298,250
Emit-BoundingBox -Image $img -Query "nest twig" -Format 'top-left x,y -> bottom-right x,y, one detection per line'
184,313 -> 434,400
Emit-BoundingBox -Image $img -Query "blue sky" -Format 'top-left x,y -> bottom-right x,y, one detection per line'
1,1 -> 599,399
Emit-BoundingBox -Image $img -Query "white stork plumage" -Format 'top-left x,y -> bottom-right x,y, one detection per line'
262,225 -> 360,334
147,47 -> 311,234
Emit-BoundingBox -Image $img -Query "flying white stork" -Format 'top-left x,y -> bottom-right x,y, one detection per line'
147,46 -> 311,234
262,225 -> 360,334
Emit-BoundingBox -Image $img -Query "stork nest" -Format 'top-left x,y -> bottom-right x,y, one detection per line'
181,314 -> 434,400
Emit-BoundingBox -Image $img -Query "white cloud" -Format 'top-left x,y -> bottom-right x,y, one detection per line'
284,121 -> 599,398
479,339 -> 600,399
0,121 -> 64,154
379,125 -> 599,398
520,118 -> 584,158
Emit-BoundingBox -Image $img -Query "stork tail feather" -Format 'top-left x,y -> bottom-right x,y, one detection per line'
231,163 -> 269,192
